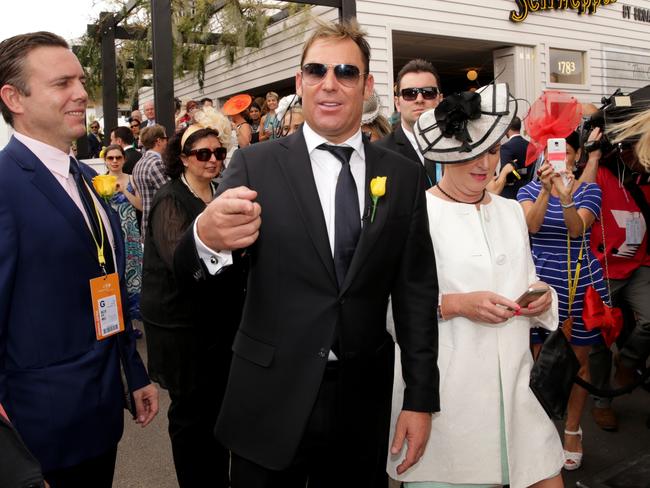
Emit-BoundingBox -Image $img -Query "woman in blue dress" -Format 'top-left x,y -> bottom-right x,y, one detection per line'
104,144 -> 144,324
518,132 -> 608,472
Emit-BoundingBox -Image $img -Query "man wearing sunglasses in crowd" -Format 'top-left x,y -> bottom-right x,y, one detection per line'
376,58 -> 443,188
175,19 -> 439,488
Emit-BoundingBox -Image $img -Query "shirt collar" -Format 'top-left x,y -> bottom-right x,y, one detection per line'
401,123 -> 424,163
13,131 -> 74,179
303,121 -> 365,161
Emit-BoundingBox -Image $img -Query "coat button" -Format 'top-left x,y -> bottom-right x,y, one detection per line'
496,254 -> 507,265
318,348 -> 328,358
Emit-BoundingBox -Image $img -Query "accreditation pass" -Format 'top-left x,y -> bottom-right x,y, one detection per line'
90,273 -> 125,340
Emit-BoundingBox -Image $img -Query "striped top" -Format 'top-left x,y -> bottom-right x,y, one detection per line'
517,181 -> 607,344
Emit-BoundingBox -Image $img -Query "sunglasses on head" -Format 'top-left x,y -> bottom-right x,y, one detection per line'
188,147 -> 228,162
301,63 -> 365,87
399,86 -> 439,101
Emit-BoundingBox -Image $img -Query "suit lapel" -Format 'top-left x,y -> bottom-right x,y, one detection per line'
339,141 -> 391,296
276,130 -> 337,288
19,148 -> 100,263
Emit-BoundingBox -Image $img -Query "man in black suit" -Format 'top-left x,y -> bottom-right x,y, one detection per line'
110,126 -> 141,174
498,116 -> 531,199
176,20 -> 439,488
376,59 -> 443,187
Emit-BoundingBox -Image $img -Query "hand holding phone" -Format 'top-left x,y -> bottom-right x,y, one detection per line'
516,286 -> 550,308
547,138 -> 570,186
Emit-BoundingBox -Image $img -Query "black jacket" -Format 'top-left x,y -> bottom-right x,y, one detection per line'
375,125 -> 437,188
175,128 -> 439,470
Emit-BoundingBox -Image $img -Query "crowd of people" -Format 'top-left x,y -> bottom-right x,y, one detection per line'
0,18 -> 649,488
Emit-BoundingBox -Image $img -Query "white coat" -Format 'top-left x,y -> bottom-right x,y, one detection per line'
388,193 -> 565,488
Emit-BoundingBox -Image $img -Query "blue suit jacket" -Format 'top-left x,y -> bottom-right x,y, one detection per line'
0,136 -> 150,472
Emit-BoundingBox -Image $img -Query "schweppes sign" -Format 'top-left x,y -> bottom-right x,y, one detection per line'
510,0 -> 617,23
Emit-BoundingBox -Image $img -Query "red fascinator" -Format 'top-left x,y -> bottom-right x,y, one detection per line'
524,90 -> 583,166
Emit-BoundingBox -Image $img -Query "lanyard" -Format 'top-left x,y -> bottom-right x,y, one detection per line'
566,221 -> 586,315
81,178 -> 108,273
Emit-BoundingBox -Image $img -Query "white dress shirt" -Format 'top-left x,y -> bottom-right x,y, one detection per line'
14,132 -> 116,255
194,121 -> 366,272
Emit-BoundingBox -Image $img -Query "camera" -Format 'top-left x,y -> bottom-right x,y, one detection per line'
577,85 -> 650,167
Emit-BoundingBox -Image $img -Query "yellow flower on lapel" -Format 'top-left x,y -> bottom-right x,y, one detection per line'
92,174 -> 117,202
369,176 -> 387,223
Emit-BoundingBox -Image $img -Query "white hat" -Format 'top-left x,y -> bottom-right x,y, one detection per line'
361,91 -> 381,125
415,83 -> 517,164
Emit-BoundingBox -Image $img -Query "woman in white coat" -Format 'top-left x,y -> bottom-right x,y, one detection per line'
388,83 -> 565,488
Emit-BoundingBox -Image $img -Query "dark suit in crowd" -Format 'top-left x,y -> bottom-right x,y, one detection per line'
499,134 -> 531,200
376,124 -> 437,188
175,126 -> 439,486
0,137 -> 151,482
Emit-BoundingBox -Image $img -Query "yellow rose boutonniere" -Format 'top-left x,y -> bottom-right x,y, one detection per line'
92,174 -> 117,203
369,176 -> 387,223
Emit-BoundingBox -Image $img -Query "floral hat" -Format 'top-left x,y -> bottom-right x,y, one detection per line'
180,106 -> 232,150
414,83 -> 517,164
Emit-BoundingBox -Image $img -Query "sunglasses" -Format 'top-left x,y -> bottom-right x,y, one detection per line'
188,147 -> 228,162
130,124 -> 140,128
400,86 -> 440,101
301,63 -> 365,87
105,155 -> 124,161
90,125 -> 99,129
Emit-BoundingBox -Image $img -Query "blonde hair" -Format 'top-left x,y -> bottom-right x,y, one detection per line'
300,19 -> 370,74
608,108 -> 650,170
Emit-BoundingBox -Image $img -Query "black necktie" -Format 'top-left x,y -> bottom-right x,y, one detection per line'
317,144 -> 360,287
69,157 -> 115,273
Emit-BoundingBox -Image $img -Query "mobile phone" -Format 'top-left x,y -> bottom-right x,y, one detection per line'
515,286 -> 549,308
547,138 -> 569,186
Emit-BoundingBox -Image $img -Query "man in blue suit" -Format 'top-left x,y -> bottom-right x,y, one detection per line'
0,32 -> 158,487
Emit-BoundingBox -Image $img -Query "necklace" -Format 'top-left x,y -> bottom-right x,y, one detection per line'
435,184 -> 485,205
181,173 -> 215,204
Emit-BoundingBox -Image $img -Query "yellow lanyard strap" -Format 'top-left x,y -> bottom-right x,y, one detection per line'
566,220 -> 586,315
81,178 -> 107,271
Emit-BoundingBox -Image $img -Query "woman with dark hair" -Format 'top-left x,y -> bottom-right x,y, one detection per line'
103,144 -> 143,323
140,110 -> 244,487
248,102 -> 262,144
518,129 -> 608,471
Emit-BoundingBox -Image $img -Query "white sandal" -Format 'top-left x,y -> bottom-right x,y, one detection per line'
563,426 -> 583,471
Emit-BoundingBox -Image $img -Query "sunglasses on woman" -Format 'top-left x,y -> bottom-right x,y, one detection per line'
301,63 -> 365,87
188,147 -> 228,162
400,87 -> 440,101
105,155 -> 124,161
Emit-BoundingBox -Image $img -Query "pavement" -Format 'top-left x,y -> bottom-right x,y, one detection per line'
113,325 -> 650,487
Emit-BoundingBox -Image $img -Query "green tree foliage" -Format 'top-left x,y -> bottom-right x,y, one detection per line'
76,0 -> 307,106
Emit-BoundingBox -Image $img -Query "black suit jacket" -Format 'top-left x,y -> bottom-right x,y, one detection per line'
375,125 -> 436,188
122,147 -> 142,175
175,128 -> 439,470
499,135 -> 532,200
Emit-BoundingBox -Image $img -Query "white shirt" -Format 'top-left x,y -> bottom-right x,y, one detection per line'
13,132 -> 116,255
194,121 -> 366,271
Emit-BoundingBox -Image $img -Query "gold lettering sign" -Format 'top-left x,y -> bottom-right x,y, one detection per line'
510,0 -> 616,23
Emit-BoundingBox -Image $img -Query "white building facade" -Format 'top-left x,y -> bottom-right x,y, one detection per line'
141,0 -> 650,118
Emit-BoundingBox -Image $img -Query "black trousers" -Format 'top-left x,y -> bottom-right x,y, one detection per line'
43,446 -> 117,488
230,362 -> 389,488
168,387 -> 229,488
